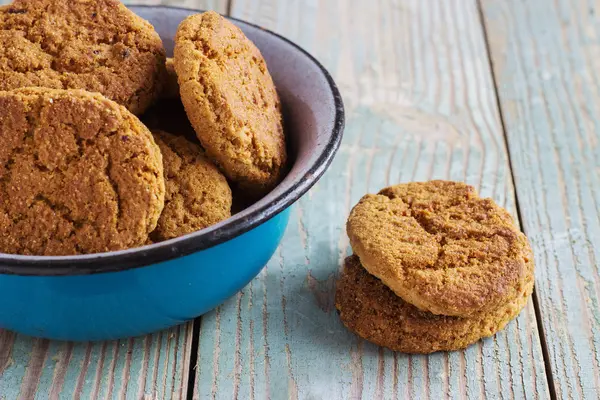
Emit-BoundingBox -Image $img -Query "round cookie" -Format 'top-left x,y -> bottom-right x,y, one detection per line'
150,130 -> 232,242
335,255 -> 533,353
174,11 -> 286,197
0,0 -> 166,115
0,87 -> 165,255
346,180 -> 532,317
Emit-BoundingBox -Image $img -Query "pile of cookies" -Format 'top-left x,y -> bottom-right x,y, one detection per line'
336,181 -> 535,353
0,0 -> 286,255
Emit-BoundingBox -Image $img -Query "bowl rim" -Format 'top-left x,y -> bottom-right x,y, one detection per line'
0,5 -> 345,276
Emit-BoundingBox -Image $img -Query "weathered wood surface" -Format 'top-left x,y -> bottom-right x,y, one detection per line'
481,0 -> 600,398
0,324 -> 192,400
193,0 -> 550,399
124,0 -> 228,13
0,2 -> 221,400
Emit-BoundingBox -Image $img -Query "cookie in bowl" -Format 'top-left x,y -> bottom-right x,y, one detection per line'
0,87 -> 165,255
174,11 -> 287,198
150,130 -> 232,242
0,0 -> 166,114
161,58 -> 180,100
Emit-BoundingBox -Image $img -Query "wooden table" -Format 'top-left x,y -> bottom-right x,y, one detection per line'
0,0 -> 598,398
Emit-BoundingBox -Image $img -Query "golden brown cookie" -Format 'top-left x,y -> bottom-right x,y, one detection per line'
0,87 -> 165,255
150,130 -> 232,241
347,180 -> 533,317
335,255 -> 533,353
0,0 -> 166,115
161,58 -> 180,99
174,11 -> 286,197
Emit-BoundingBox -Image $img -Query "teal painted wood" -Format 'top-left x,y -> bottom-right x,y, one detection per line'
0,324 -> 192,399
193,0 -> 550,399
481,0 -> 600,398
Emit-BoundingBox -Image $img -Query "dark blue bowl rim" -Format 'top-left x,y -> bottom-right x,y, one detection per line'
0,5 -> 345,277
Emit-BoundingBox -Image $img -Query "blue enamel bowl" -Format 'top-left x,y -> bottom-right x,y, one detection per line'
0,6 -> 344,341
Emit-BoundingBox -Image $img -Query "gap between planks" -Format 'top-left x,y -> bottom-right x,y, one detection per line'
475,0 -> 558,398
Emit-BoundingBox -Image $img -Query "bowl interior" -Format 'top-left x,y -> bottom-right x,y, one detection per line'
0,6 -> 343,275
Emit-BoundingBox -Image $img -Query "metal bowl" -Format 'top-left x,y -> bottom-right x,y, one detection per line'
0,5 -> 344,341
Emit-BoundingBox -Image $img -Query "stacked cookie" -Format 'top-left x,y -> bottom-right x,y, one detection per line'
336,181 -> 535,353
0,1 -> 286,255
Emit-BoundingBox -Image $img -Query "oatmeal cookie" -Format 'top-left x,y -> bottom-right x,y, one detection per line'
335,255 -> 533,353
174,11 -> 286,197
0,0 -> 166,114
0,87 -> 165,255
150,130 -> 231,241
346,181 -> 533,317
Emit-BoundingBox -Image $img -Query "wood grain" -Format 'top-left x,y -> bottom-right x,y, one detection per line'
0,324 -> 193,399
193,0 -> 550,399
481,0 -> 600,398
124,0 -> 228,13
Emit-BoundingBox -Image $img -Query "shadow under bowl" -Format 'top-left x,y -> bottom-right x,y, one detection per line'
0,5 -> 344,341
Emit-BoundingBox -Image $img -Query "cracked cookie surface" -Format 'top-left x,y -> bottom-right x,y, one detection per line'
346,180 -> 533,317
174,11 -> 286,197
150,130 -> 231,241
0,0 -> 166,115
0,87 -> 165,255
335,255 -> 533,353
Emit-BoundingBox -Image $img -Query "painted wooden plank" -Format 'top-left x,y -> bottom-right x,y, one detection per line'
194,0 -> 550,399
481,0 -> 600,398
0,324 -> 192,399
